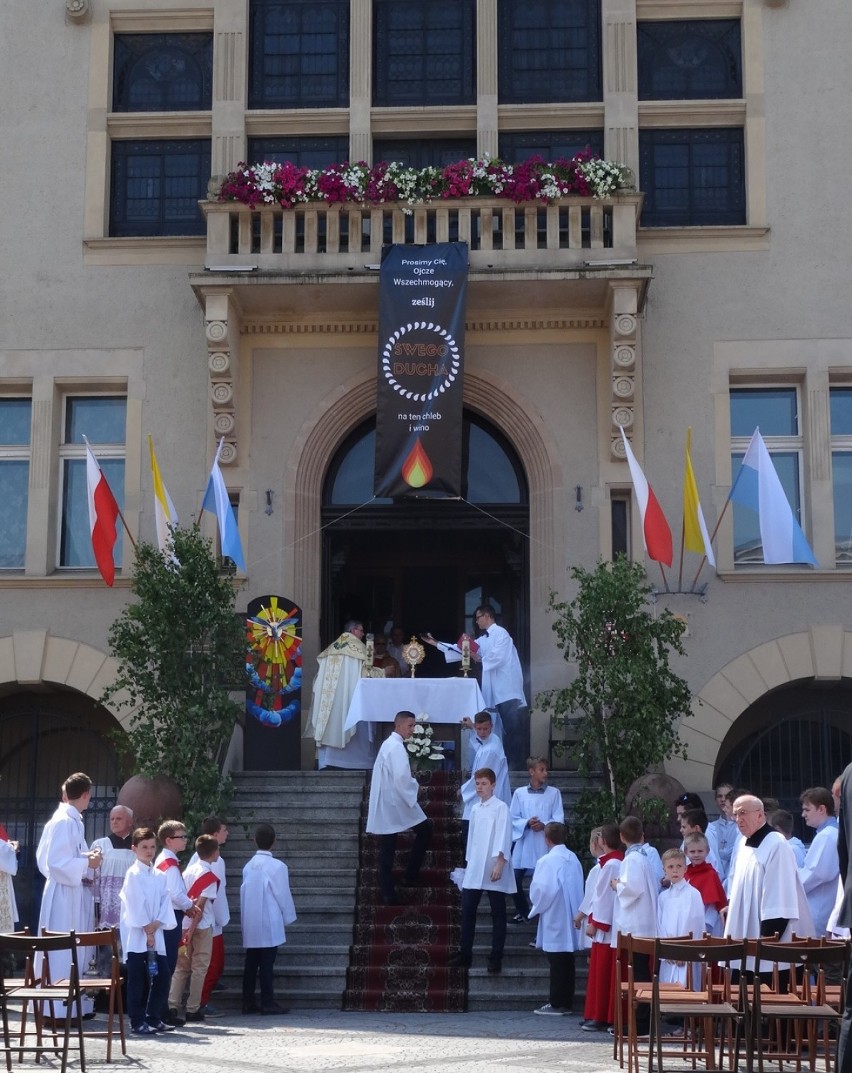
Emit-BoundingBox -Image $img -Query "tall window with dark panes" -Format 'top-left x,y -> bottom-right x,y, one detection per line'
249,0 -> 349,109
59,397 -> 126,571
247,136 -> 350,169
110,34 -> 212,236
0,399 -> 31,569
498,131 -> 604,163
638,20 -> 745,227
830,388 -> 852,564
373,0 -> 475,107
730,388 -> 803,564
498,0 -> 601,103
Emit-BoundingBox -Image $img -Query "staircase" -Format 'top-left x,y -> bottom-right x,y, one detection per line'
219,769 -> 590,1012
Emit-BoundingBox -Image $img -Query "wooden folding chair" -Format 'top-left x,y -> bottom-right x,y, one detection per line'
750,937 -> 849,1073
0,931 -> 86,1072
44,928 -> 126,1062
648,936 -> 748,1073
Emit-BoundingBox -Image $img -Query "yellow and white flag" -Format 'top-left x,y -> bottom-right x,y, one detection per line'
683,428 -> 715,566
148,435 -> 178,556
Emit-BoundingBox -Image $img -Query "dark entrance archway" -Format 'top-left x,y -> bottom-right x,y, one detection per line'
714,680 -> 852,838
321,412 -> 530,682
0,689 -> 124,930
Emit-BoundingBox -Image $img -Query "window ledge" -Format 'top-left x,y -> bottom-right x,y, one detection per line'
638,225 -> 769,255
0,574 -> 134,589
84,236 -> 205,267
715,568 -> 849,583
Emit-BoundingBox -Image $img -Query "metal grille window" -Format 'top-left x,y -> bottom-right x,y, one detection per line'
638,20 -> 742,100
498,130 -> 604,162
112,33 -> 213,112
249,0 -> 349,108
830,387 -> 852,564
730,387 -> 802,565
110,139 -> 210,237
247,136 -> 350,169
639,128 -> 745,227
0,399 -> 31,569
498,0 -> 601,104
59,397 -> 126,570
373,0 -> 475,107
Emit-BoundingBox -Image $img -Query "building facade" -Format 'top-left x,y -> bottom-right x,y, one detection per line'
1,0 -> 851,842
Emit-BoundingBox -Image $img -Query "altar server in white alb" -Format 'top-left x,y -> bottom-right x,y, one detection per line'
366,710 -> 433,905
656,848 -> 706,986
528,821 -> 584,1015
459,711 -> 510,848
724,795 -> 814,973
510,756 -> 564,922
35,772 -> 102,1012
798,786 -> 840,936
449,767 -> 516,974
119,827 -> 176,1035
240,823 -> 296,1015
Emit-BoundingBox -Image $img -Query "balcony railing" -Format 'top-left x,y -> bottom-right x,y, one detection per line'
201,193 -> 642,274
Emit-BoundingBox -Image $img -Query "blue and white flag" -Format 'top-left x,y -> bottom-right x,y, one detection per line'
201,438 -> 245,571
729,428 -> 817,565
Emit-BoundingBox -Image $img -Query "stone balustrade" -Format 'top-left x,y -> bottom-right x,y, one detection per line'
201,193 -> 642,274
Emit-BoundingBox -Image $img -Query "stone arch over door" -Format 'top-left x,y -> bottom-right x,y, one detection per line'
0,631 -> 131,728
283,366 -> 566,698
665,625 -> 852,791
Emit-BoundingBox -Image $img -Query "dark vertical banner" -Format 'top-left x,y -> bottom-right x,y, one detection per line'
374,242 -> 468,497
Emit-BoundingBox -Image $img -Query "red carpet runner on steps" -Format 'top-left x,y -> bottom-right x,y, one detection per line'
343,769 -> 468,1012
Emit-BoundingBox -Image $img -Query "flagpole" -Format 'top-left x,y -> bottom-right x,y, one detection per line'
116,504 -> 138,549
658,561 -> 670,593
677,429 -> 690,591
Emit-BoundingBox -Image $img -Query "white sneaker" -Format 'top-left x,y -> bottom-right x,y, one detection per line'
534,1004 -> 569,1016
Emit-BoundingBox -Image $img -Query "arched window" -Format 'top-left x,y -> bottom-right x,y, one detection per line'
325,413 -> 526,507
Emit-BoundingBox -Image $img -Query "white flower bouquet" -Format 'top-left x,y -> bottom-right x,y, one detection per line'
406,712 -> 445,770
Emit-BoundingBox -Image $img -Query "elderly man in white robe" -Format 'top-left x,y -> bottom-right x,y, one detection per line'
240,823 -> 296,1015
36,772 -> 102,1014
528,821 -> 584,1015
91,804 -> 135,931
723,794 -> 814,979
366,710 -> 433,905
449,766 -> 516,974
306,620 -> 386,770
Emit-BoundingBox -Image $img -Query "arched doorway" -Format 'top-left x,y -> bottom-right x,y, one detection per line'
321,411 -> 530,680
714,681 -> 852,836
0,689 -> 125,930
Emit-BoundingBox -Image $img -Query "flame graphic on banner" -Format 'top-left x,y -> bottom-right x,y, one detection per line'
401,439 -> 433,488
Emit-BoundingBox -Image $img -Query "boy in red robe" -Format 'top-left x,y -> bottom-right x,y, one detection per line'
684,832 -> 727,936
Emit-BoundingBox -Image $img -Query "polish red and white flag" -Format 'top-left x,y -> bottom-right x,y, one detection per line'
619,426 -> 673,567
84,437 -> 120,586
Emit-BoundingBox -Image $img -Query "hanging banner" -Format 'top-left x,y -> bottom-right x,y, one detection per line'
374,242 -> 468,497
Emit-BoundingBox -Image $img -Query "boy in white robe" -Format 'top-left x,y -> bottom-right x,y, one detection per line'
510,757 -> 564,922
798,786 -> 840,936
581,825 -> 623,1031
35,772 -> 102,1014
611,816 -> 658,1035
528,821 -> 584,1014
656,848 -> 705,987
449,766 -> 516,974
573,827 -> 602,954
240,823 -> 296,1015
119,827 -> 176,1035
459,712 -> 510,845
155,820 -> 197,1024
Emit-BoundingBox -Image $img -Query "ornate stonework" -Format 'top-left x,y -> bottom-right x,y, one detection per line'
609,285 -> 641,460
204,294 -> 238,464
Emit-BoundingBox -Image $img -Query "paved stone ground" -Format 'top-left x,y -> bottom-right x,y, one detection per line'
58,1009 -> 620,1072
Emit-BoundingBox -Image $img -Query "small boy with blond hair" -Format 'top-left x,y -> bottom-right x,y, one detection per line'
684,832 -> 727,936
656,847 -> 705,985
